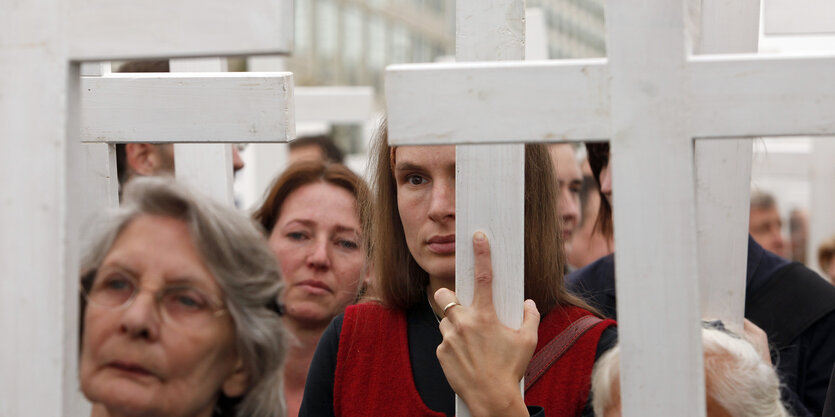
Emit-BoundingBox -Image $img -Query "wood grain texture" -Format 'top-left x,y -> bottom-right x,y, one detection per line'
0,1 -> 88,414
455,1 -> 525,416
688,54 -> 835,138
693,0 -> 759,333
386,59 -> 609,145
67,0 -> 294,60
80,72 -> 295,143
605,1 -> 706,416
169,58 -> 235,205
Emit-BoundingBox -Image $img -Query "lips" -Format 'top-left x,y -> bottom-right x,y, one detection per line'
295,279 -> 332,295
427,235 -> 455,254
108,361 -> 155,378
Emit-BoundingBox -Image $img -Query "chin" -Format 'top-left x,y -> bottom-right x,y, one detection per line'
83,380 -> 158,416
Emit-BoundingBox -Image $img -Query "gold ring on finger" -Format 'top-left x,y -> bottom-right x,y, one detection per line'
442,302 -> 461,317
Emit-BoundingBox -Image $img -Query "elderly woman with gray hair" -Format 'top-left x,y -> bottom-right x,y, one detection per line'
591,321 -> 791,417
78,177 -> 286,417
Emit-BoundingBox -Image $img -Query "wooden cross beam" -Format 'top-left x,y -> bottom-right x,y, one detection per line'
79,63 -> 294,208
0,0 -> 293,413
385,0 -> 835,415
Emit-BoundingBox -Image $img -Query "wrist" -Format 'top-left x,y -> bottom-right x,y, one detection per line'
466,387 -> 528,417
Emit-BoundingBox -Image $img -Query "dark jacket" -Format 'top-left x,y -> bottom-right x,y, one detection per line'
567,236 -> 835,417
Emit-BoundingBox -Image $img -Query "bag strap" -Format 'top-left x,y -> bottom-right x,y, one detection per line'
524,315 -> 602,392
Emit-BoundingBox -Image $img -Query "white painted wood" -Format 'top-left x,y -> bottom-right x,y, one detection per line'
294,87 -> 375,123
693,0 -> 760,333
3,0 -> 296,414
67,0 -> 294,60
454,2 -> 525,416
0,1 -> 87,414
605,2 -> 706,416
688,53 -> 835,138
764,0 -> 835,35
386,59 -> 609,145
170,58 -> 235,205
78,62 -> 120,226
175,143 -> 235,205
695,140 -> 752,332
525,8 -> 549,61
808,139 -> 835,272
247,55 -> 289,72
80,72 -> 295,143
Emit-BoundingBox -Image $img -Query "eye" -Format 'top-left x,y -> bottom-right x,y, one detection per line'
164,288 -> 209,311
337,239 -> 359,250
405,174 -> 427,186
287,231 -> 308,241
96,273 -> 134,294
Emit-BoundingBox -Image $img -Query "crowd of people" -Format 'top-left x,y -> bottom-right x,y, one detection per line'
77,106 -> 835,416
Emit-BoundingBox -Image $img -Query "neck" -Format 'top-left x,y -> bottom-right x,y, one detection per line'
427,275 -> 455,319
283,317 -> 326,389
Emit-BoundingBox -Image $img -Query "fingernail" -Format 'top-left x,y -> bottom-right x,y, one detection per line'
473,231 -> 486,242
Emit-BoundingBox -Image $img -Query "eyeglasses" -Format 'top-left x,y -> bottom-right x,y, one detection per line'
81,272 -> 227,328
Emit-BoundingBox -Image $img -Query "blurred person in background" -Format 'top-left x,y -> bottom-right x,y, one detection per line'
818,236 -> 835,286
749,190 -> 787,258
254,161 -> 370,417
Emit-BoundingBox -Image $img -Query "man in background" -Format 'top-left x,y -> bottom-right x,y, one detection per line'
749,190 -> 787,258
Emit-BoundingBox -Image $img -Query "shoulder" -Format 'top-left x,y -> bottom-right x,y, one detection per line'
566,254 -> 616,290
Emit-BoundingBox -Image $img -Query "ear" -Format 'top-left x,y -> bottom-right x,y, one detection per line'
221,358 -> 249,398
125,143 -> 159,176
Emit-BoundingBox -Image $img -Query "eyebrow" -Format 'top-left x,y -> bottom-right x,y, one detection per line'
99,260 -> 213,290
393,162 -> 424,172
283,219 -> 360,235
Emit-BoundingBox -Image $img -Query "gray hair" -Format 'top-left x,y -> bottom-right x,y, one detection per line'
750,190 -> 778,210
81,177 -> 286,417
591,327 -> 790,417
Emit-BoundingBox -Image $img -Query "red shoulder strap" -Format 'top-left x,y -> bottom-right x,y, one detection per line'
524,315 -> 603,392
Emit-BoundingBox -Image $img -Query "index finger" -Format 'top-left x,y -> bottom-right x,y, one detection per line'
471,231 -> 494,309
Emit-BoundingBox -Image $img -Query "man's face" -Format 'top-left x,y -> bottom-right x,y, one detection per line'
549,145 -> 583,242
749,205 -> 786,257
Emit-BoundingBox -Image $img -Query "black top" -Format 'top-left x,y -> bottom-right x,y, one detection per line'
299,299 -> 618,417
824,364 -> 835,417
566,236 -> 835,417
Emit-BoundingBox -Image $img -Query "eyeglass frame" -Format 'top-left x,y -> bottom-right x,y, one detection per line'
79,268 -> 228,328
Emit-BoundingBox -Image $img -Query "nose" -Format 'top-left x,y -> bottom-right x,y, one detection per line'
306,236 -> 331,270
559,188 -> 580,231
232,145 -> 245,173
119,291 -> 161,341
599,162 -> 612,203
427,178 -> 455,223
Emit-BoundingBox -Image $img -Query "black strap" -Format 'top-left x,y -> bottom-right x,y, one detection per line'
524,315 -> 602,392
746,262 -> 835,349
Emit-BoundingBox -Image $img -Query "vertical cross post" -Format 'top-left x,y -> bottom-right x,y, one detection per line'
694,0 -> 760,332
455,1 -> 526,416
170,58 -> 236,205
605,1 -> 705,416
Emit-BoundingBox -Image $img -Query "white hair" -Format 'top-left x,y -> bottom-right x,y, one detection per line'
591,327 -> 792,417
81,177 -> 286,417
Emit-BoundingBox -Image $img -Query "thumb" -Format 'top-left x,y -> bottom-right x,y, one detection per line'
521,299 -> 541,336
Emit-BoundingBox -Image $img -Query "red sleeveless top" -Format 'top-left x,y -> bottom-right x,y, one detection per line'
333,303 -> 615,416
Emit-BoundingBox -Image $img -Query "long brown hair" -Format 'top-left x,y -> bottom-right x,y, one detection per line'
253,160 -> 369,235
367,120 -> 597,316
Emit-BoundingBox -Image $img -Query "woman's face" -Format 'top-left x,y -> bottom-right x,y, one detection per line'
393,145 -> 457,282
268,182 -> 364,326
80,215 -> 245,417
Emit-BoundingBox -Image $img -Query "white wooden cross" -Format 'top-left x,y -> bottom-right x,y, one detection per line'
79,59 -> 294,209
385,0 -> 835,416
0,0 -> 292,414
